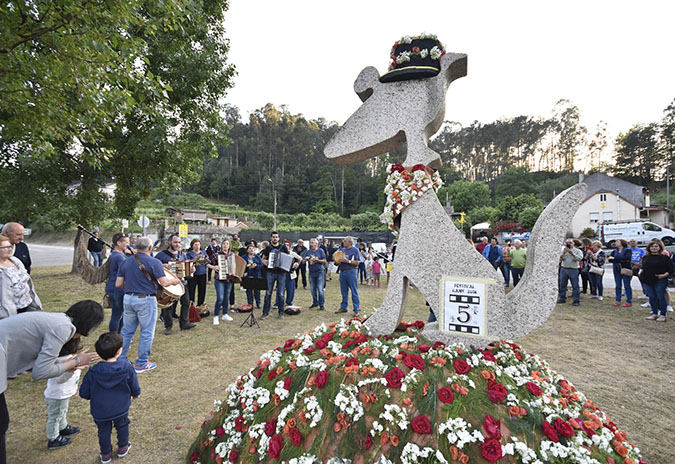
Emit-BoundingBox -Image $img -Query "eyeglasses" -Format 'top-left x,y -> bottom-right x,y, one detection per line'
0,245 -> 12,250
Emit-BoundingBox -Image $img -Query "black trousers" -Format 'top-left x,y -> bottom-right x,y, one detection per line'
186,274 -> 207,306
163,291 -> 189,329
1,393 -> 8,464
296,262 -> 307,288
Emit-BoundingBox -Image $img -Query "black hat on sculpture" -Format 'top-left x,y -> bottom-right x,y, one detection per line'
379,34 -> 446,83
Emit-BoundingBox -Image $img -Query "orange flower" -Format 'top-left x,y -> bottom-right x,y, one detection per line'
287,418 -> 296,428
519,407 -> 527,417
423,381 -> 430,396
369,393 -> 377,403
362,346 -> 372,354
380,431 -> 389,445
283,422 -> 291,433
481,370 -> 495,381
216,457 -> 224,464
249,445 -> 257,454
450,445 -> 459,461
403,397 -> 412,406
395,354 -> 404,361
614,444 -> 628,457
509,406 -> 521,416
299,411 -> 307,422
292,339 -> 302,349
328,322 -> 336,328
276,366 -> 283,375
351,347 -> 361,356
390,435 -> 399,446
623,458 -> 635,464
559,398 -> 568,409
570,393 -> 580,402
583,420 -> 599,431
615,431 -> 628,442
361,393 -> 370,403
372,349 -> 381,357
341,330 -> 349,338
569,418 -> 581,429
306,375 -> 315,387
289,361 -> 297,371
368,366 -> 377,374
334,422 -> 342,433
459,452 -> 469,464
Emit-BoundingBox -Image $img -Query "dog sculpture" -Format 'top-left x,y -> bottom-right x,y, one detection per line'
325,52 -> 587,348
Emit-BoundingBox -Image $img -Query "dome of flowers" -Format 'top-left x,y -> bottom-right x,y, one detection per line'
187,319 -> 646,464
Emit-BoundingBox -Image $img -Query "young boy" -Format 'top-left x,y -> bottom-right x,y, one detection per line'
80,332 -> 140,463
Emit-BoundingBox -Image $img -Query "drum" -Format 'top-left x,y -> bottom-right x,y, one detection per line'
333,250 -> 345,264
156,269 -> 185,309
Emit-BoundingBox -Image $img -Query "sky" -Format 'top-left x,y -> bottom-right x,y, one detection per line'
223,1 -> 674,141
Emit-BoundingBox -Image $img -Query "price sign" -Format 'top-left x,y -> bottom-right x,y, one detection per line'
439,276 -> 488,337
179,223 -> 188,238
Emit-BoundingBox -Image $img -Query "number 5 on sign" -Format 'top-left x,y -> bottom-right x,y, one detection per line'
439,276 -> 489,337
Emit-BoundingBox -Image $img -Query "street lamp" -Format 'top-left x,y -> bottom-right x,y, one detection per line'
267,177 -> 277,230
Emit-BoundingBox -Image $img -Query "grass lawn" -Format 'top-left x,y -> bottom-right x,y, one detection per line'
5,266 -> 674,463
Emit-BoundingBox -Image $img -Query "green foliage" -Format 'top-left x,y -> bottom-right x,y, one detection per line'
535,172 -> 578,203
445,180 -> 491,213
612,123 -> 662,186
468,206 -> 498,225
518,206 -> 544,230
350,212 -> 384,231
494,167 -> 536,200
493,194 -> 543,224
581,227 -> 597,238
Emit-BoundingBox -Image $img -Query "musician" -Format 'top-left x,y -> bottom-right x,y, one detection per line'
292,239 -> 308,289
206,239 -> 237,325
87,230 -> 105,267
185,238 -> 207,310
283,240 -> 300,311
0,222 -> 31,274
335,236 -> 361,315
116,237 -> 180,372
260,232 -> 289,320
303,238 -> 327,310
205,237 -> 220,282
106,233 -> 129,333
243,245 -> 263,309
155,234 -> 196,335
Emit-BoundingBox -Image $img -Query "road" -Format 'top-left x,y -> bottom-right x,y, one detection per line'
29,243 -> 74,268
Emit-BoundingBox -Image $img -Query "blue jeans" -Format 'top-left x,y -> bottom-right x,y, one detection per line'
358,262 -> 366,283
90,251 -> 102,267
286,277 -> 296,305
95,415 -> 129,455
309,271 -> 325,306
644,278 -> 668,316
613,271 -> 632,303
511,267 -> 524,286
588,272 -> 603,297
263,272 -> 286,315
502,262 -> 512,286
120,294 -> 157,366
246,288 -> 261,308
213,279 -> 234,316
558,268 -> 580,303
339,269 -> 360,313
108,288 -> 125,333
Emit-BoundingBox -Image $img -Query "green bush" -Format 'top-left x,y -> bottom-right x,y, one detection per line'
350,212 -> 383,231
581,227 -> 597,237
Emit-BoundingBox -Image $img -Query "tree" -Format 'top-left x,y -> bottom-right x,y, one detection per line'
550,99 -> 587,171
493,194 -> 543,223
612,123 -> 661,186
446,180 -> 491,213
494,167 -> 536,200
0,0 -> 236,228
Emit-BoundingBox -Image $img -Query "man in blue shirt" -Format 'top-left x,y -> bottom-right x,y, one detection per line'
155,234 -> 196,334
1,222 -> 31,273
482,237 -> 503,270
303,238 -> 327,310
335,237 -> 360,315
116,237 -> 179,373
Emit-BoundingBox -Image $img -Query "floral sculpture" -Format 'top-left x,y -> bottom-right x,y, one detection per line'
187,319 -> 646,464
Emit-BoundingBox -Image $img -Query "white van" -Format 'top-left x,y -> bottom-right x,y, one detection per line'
597,220 -> 675,247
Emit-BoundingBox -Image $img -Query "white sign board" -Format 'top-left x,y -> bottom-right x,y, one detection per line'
439,276 -> 489,337
137,215 -> 150,228
121,219 -> 129,228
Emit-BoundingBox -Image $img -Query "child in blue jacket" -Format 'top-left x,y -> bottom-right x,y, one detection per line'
80,332 -> 140,463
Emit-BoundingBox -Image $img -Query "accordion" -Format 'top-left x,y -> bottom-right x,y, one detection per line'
218,254 -> 246,282
169,260 -> 192,280
267,250 -> 294,272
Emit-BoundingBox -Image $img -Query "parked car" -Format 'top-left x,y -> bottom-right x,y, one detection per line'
597,220 -> 675,247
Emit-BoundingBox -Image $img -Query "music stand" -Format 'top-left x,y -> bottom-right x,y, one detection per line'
241,311 -> 260,328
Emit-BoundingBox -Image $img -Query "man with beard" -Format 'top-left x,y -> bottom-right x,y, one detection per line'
292,239 -> 308,289
260,232 -> 289,320
155,234 -> 196,334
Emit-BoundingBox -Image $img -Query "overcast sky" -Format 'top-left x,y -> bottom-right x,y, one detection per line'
224,1 -> 674,141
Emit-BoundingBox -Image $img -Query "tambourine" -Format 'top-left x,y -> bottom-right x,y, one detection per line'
333,250 -> 345,264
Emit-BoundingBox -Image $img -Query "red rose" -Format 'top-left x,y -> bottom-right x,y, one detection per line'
432,341 -> 446,350
542,421 -> 559,442
391,164 -> 404,174
229,449 -> 239,463
346,357 -> 360,367
606,458 -> 616,464
411,415 -> 431,434
384,367 -> 405,388
418,344 -> 431,353
283,377 -> 293,390
412,46 -> 420,53
215,426 -> 225,438
189,452 -> 199,462
453,359 -> 471,374
283,339 -> 294,352
314,370 -> 330,389
255,368 -> 263,379
412,320 -> 425,329
268,370 -> 277,381
321,332 -> 335,342
404,353 -> 426,370
264,419 -> 277,437
355,334 -> 368,344
483,415 -> 501,440
486,381 -> 507,403
437,387 -> 454,404
411,163 -> 426,172
315,339 -> 327,349
481,350 -> 497,362
234,415 -> 245,433
211,449 -> 216,460
304,346 -> 315,355
289,427 -> 304,446
480,439 -> 503,463
268,433 -> 284,459
515,351 -> 523,361
525,382 -> 543,397
553,417 -> 574,438
361,434 -> 372,450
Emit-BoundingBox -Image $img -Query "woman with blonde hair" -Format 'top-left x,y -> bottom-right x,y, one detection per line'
639,239 -> 672,322
206,239 -> 236,325
0,235 -> 41,319
587,240 -> 606,300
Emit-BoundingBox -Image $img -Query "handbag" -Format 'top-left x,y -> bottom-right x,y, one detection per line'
589,265 -> 604,276
620,267 -> 633,277
102,293 -> 112,309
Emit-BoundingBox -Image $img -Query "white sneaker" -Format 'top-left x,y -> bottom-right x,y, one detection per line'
668,305 -> 674,312
222,314 -> 234,322
638,295 -> 648,300
213,316 -> 219,325
640,302 -> 650,308
588,295 -> 597,299
597,296 -> 603,301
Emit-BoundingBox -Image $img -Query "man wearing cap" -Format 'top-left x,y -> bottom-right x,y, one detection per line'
335,236 -> 360,315
1,222 -> 31,273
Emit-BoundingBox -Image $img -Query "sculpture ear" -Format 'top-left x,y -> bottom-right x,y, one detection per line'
354,66 -> 380,102
440,53 -> 468,86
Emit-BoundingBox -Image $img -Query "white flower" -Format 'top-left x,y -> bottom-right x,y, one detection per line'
419,49 -> 428,58
430,46 -> 443,60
